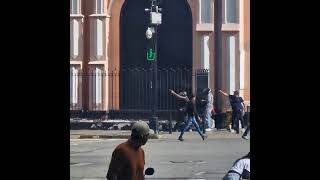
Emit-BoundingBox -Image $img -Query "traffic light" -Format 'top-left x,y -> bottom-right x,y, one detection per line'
146,48 -> 155,61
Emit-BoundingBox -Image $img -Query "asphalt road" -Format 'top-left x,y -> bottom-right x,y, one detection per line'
70,136 -> 249,180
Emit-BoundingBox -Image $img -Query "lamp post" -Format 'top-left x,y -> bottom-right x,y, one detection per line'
145,0 -> 162,134
214,0 -> 222,113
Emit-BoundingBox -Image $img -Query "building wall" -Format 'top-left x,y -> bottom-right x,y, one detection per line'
70,0 -> 250,112
243,0 -> 250,101
70,0 -> 84,110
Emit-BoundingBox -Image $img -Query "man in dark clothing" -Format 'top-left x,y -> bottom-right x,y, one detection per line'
171,91 -> 189,132
219,90 -> 245,134
106,121 -> 150,180
169,89 -> 207,141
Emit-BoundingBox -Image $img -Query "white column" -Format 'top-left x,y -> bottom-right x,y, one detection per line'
91,69 -> 96,109
227,35 -> 236,94
70,67 -> 78,104
90,16 -> 105,61
70,19 -> 79,59
96,19 -> 104,58
200,35 -> 210,69
70,69 -> 73,104
95,67 -> 102,104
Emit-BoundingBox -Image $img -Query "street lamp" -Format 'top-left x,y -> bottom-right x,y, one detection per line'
145,27 -> 153,39
214,0 -> 223,127
145,0 -> 162,134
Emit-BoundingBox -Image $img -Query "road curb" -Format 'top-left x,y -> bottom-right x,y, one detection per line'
71,134 -> 161,139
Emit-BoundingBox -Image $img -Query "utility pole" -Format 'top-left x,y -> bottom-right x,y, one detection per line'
145,0 -> 162,134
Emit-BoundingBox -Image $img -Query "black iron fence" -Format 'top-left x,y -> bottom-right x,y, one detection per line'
70,69 -> 82,111
70,67 -> 251,130
195,69 -> 209,95
119,66 -> 192,110
70,68 -> 108,119
70,66 -> 198,121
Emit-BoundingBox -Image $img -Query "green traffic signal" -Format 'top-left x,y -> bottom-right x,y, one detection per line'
146,48 -> 155,61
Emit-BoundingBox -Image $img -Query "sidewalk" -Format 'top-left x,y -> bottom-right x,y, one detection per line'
70,129 -> 245,140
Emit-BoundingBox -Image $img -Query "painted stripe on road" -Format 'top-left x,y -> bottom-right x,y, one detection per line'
71,162 -> 92,166
195,172 -> 206,176
71,139 -> 123,142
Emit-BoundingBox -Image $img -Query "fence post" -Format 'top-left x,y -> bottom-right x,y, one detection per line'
202,116 -> 206,134
169,111 -> 172,134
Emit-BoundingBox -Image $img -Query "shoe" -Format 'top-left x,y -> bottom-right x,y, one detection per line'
230,129 -> 235,133
178,136 -> 184,141
205,128 -> 212,131
242,136 -> 249,140
202,134 -> 208,141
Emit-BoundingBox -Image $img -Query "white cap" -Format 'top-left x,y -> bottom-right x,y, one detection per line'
132,120 -> 150,135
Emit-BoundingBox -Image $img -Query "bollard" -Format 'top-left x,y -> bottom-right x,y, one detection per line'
169,112 -> 172,134
247,105 -> 250,127
149,116 -> 159,134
